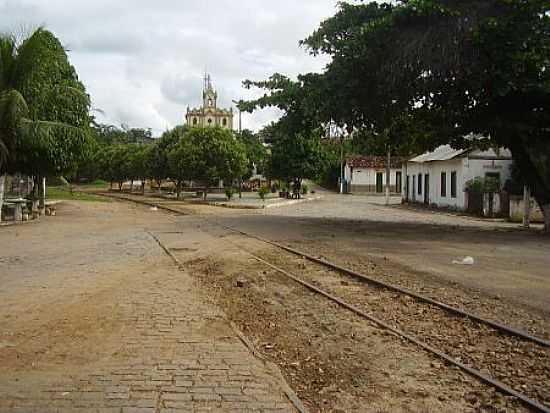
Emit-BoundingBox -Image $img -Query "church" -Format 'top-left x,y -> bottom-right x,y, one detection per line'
185,74 -> 234,130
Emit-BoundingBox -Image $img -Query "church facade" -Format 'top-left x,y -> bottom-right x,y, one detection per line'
185,74 -> 234,130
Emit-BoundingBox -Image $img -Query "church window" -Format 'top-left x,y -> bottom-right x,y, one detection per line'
208,99 -> 213,107
222,118 -> 227,126
208,118 -> 212,124
193,118 -> 197,125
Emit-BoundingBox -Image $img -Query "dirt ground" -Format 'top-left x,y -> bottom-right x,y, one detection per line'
1,195 -> 548,412
0,201 -> 298,412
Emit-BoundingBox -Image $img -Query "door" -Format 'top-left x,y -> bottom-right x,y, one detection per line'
424,174 -> 430,204
396,171 -> 402,195
376,172 -> 384,193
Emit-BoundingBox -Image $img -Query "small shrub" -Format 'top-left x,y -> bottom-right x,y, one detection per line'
225,186 -> 235,201
302,184 -> 309,195
258,186 -> 269,201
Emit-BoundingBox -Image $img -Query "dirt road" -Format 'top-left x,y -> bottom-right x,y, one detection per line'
1,195 -> 548,412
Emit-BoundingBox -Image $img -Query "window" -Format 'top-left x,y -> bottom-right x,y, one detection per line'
207,118 -> 212,124
451,171 -> 457,198
418,174 -> 422,195
441,172 -> 447,197
193,118 -> 198,125
222,118 -> 227,126
396,171 -> 402,193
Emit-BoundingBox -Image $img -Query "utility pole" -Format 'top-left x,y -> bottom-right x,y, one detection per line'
232,100 -> 243,198
232,100 -> 242,133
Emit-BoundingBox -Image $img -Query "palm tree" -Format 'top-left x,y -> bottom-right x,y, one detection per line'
0,28 -> 90,221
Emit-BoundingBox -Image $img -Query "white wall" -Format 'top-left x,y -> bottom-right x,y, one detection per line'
345,165 -> 402,191
403,157 -> 513,210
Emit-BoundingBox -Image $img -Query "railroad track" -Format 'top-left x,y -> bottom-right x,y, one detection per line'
105,192 -> 550,412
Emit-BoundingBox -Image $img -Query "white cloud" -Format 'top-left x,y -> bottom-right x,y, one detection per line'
0,0 -> 339,134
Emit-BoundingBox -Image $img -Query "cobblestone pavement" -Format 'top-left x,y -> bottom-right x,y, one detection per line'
0,201 -> 298,413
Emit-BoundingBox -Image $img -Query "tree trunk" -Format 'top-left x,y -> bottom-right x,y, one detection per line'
118,181 -> 123,191
510,142 -> 550,233
130,180 -> 134,193
39,176 -> 46,216
176,181 -> 181,200
523,185 -> 531,229
541,203 -> 550,233
141,181 -> 146,195
110,181 -> 113,190
156,179 -> 162,194
0,174 -> 5,223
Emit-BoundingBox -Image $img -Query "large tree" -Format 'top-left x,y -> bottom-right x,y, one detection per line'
147,126 -> 186,192
303,0 -> 550,229
0,28 -> 91,218
186,127 -> 247,198
269,131 -> 325,184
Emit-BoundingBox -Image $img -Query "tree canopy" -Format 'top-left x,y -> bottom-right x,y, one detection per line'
0,28 -> 91,177
241,0 -> 550,228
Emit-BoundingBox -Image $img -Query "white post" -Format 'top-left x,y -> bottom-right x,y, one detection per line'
385,147 -> 391,206
523,185 -> 531,229
339,138 -> 344,194
42,176 -> 46,204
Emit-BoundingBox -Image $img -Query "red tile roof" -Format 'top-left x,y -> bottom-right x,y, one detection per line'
346,156 -> 404,169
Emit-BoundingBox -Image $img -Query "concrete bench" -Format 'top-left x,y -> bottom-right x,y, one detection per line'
4,199 -> 29,221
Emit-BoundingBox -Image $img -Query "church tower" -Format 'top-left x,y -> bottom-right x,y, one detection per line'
186,73 -> 233,130
203,74 -> 218,110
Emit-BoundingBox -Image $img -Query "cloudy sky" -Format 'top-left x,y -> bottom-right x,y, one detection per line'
0,0 -> 342,135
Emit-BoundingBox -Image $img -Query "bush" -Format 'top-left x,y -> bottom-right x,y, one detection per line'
302,184 -> 309,195
466,177 -> 501,193
258,186 -> 269,201
225,186 -> 235,201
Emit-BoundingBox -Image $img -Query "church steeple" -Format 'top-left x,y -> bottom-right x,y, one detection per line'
202,73 -> 217,109
186,72 -> 233,129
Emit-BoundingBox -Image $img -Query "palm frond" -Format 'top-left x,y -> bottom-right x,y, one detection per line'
0,34 -> 16,91
10,27 -> 52,88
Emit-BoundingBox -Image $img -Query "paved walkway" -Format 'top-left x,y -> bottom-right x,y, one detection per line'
0,201 -> 297,413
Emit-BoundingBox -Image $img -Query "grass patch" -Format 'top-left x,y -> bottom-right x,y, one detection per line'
77,179 -> 110,189
47,186 -> 107,202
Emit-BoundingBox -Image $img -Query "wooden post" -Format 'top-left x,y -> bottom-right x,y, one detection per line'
523,185 -> 531,229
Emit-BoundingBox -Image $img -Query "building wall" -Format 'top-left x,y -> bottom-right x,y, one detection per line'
345,166 -> 403,194
403,157 -> 513,210
186,110 -> 233,130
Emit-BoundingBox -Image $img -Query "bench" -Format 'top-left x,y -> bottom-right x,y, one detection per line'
4,198 -> 29,221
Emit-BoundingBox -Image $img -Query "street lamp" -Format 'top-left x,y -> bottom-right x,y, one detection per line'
232,99 -> 242,133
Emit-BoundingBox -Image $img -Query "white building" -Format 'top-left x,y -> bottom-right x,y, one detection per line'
403,145 -> 513,210
344,156 -> 404,195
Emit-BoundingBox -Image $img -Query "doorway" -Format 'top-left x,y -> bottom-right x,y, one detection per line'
376,172 -> 384,193
424,174 -> 430,204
